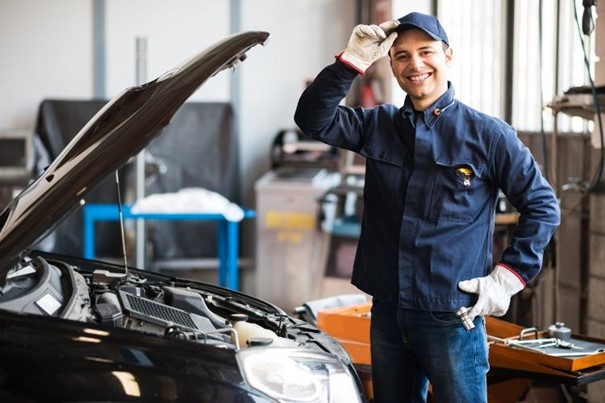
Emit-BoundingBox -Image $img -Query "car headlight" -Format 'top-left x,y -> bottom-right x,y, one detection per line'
237,347 -> 363,403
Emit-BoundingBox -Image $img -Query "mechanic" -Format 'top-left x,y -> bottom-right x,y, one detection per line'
294,12 -> 560,403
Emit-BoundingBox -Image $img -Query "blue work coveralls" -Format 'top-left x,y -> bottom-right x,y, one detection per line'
294,60 -> 560,313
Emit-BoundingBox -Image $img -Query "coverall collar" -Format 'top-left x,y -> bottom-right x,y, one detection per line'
402,82 -> 456,128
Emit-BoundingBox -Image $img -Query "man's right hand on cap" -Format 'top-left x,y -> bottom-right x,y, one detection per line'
339,20 -> 399,74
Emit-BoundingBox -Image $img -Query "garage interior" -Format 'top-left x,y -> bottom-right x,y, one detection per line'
1,0 -> 605,401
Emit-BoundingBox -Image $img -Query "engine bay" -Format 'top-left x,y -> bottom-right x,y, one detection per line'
0,254 -> 326,352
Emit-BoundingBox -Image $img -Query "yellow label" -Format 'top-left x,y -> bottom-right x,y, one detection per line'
457,167 -> 472,175
266,211 -> 315,230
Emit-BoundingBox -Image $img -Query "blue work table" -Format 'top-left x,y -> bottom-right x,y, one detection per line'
82,203 -> 255,291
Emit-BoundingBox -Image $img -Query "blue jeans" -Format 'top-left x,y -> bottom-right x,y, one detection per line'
370,300 -> 489,403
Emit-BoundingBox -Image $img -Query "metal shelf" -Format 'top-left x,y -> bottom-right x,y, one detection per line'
547,93 -> 605,120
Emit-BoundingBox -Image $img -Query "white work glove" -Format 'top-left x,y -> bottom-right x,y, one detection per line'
339,20 -> 399,74
457,264 -> 525,321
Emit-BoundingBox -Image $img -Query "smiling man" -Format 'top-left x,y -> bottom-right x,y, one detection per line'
390,27 -> 451,111
294,12 -> 559,403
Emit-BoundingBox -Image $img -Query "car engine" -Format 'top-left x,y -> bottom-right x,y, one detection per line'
0,254 -> 329,353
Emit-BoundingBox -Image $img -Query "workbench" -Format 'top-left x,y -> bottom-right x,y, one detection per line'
485,317 -> 605,402
82,203 -> 255,290
315,303 -> 605,402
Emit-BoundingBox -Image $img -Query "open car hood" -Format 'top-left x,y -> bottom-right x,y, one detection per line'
0,31 -> 270,282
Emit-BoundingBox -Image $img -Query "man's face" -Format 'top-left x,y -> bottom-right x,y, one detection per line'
389,28 -> 452,111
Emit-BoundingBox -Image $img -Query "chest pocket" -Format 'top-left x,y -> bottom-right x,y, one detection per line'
361,146 -> 408,207
429,161 -> 486,223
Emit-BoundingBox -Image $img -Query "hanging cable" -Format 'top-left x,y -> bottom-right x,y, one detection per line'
582,0 -> 597,35
573,0 -> 604,189
539,0 -> 549,180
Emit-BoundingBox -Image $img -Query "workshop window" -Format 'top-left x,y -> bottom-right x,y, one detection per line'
512,0 -> 590,133
435,0 -> 593,134
438,0 -> 507,119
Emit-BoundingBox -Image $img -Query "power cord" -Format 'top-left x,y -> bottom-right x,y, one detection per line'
572,0 -> 604,190
539,0 -> 549,181
582,0 -> 597,35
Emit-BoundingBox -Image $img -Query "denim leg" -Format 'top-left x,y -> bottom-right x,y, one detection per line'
404,310 -> 489,403
370,302 -> 488,403
370,301 -> 429,403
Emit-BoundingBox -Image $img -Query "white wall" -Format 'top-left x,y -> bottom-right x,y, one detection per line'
104,0 -> 232,100
0,0 -> 94,129
239,0 -> 354,202
0,0 -> 353,205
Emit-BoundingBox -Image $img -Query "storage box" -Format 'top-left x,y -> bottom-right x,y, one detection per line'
316,302 -> 371,365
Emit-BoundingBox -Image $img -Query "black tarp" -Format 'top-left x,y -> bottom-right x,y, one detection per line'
34,99 -> 238,262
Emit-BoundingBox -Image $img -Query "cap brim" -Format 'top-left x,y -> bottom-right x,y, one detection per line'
394,23 -> 445,43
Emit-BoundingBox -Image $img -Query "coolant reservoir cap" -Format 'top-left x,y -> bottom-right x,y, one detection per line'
229,313 -> 249,323
246,337 -> 274,347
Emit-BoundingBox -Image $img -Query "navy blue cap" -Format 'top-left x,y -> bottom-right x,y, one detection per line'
395,12 -> 449,46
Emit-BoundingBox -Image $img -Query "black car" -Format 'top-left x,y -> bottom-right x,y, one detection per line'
0,31 -> 365,402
